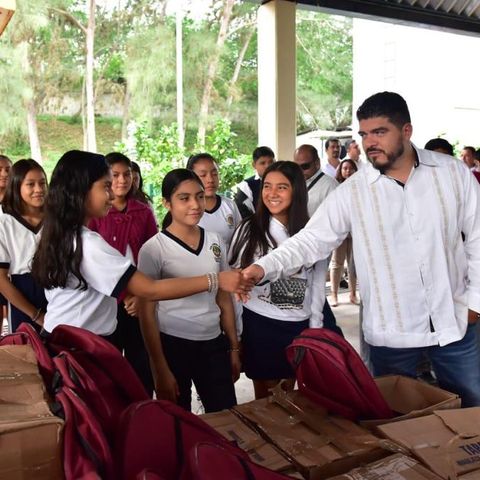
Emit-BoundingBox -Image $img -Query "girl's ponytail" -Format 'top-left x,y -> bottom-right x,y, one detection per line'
162,211 -> 173,230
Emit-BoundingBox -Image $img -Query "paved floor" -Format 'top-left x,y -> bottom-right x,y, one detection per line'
193,290 -> 361,413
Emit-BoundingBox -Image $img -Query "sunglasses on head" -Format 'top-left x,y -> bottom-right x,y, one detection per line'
300,161 -> 314,171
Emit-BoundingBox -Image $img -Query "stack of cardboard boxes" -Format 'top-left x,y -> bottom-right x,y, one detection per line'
0,344 -> 63,479
202,375 -> 480,479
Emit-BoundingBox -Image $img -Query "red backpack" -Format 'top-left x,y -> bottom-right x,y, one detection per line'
286,328 -> 394,421
53,386 -> 115,480
0,322 -> 55,389
115,400 -> 246,480
181,442 -> 293,480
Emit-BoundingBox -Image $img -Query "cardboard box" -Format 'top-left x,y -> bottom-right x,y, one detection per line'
201,408 -> 293,473
361,375 -> 461,429
327,453 -> 442,479
0,345 -> 64,479
233,386 -> 390,479
377,408 -> 480,479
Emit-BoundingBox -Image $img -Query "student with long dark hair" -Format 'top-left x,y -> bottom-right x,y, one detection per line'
229,161 -> 326,399
186,153 -> 241,248
31,150 -> 250,339
138,169 -> 240,412
89,152 -> 158,393
131,161 -> 153,206
0,159 -> 48,332
0,154 -> 12,207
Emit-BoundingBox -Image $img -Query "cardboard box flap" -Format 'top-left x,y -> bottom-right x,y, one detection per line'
0,345 -> 40,374
434,408 -> 480,437
201,409 -> 292,472
327,453 -> 443,479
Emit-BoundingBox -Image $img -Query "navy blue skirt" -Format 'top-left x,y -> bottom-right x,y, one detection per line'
241,307 -> 309,380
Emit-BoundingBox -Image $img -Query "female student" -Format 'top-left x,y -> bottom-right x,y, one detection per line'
31,150 -> 250,340
229,161 -> 326,400
0,154 -> 12,206
0,159 -> 48,332
89,152 -> 158,392
138,169 -> 240,413
131,161 -> 153,206
186,153 -> 241,248
331,159 -> 358,306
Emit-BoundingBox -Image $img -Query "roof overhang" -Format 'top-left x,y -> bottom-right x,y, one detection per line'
261,0 -> 480,36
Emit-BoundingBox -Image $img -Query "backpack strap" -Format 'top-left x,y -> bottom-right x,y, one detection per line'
307,172 -> 324,191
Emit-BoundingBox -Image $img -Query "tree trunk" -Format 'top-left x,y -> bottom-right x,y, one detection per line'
121,83 -> 131,141
85,0 -> 97,152
25,98 -> 42,163
226,26 -> 254,111
197,0 -> 235,146
176,6 -> 184,149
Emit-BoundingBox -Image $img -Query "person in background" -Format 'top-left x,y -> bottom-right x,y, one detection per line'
330,159 -> 359,307
322,137 -> 341,177
234,146 -> 275,218
89,152 -> 158,394
138,169 -> 240,412
424,138 -> 454,156
0,155 -> 12,207
345,139 -> 363,170
230,161 -> 326,400
0,159 -> 47,332
461,146 -> 476,170
131,161 -> 154,207
186,153 -> 241,248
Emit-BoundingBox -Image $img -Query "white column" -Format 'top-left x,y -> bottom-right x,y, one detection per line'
257,0 -> 296,161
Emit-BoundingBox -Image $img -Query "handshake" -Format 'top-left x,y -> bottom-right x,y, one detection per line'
217,264 -> 265,301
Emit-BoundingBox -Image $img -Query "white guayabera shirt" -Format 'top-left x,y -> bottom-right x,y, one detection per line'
255,147 -> 480,349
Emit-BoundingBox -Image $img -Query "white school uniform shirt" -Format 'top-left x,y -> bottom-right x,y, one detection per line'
230,217 -> 326,326
256,147 -> 480,349
0,212 -> 42,275
44,228 -> 136,336
138,228 -> 226,341
306,170 -> 338,217
198,195 -> 242,248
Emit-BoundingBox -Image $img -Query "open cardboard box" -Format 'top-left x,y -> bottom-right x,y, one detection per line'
233,386 -> 392,480
327,453 -> 442,479
0,345 -> 64,480
360,375 -> 461,429
377,407 -> 480,479
201,408 -> 294,473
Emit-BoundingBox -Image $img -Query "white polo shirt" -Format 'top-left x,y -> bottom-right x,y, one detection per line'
198,195 -> 242,248
138,228 -> 227,341
256,147 -> 480,348
0,212 -> 42,275
44,228 -> 136,335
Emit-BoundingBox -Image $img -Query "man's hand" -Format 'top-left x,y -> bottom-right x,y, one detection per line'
468,309 -> 480,324
242,264 -> 265,284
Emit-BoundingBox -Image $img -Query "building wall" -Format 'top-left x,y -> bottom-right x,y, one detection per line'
352,19 -> 480,150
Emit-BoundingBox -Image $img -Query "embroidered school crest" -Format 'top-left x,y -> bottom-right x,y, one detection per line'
210,243 -> 222,262
226,214 -> 234,227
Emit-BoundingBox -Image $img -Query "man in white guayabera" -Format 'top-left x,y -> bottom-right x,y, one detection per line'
242,91 -> 480,407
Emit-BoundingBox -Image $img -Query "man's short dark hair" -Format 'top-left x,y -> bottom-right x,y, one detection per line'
253,146 -> 275,163
356,91 -> 411,129
463,146 -> 476,155
345,139 -> 357,150
424,138 -> 454,156
325,137 -> 339,150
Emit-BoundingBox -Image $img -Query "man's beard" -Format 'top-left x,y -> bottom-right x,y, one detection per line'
367,143 -> 404,173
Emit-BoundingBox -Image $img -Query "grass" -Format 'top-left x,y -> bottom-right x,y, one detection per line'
3,115 -> 257,177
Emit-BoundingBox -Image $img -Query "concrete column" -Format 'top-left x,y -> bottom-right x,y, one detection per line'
257,0 -> 296,160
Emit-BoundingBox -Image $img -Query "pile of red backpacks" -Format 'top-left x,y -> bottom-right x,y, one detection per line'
1,324 -> 394,479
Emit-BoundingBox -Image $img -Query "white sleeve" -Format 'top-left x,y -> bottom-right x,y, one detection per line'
81,231 -> 135,298
138,237 -> 162,280
0,218 -> 10,267
463,167 -> 480,313
255,187 -> 351,282
309,259 -> 328,328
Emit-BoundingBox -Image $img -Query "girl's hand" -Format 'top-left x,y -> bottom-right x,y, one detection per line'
124,295 -> 139,317
230,350 -> 241,383
218,270 -> 254,296
154,367 -> 179,402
